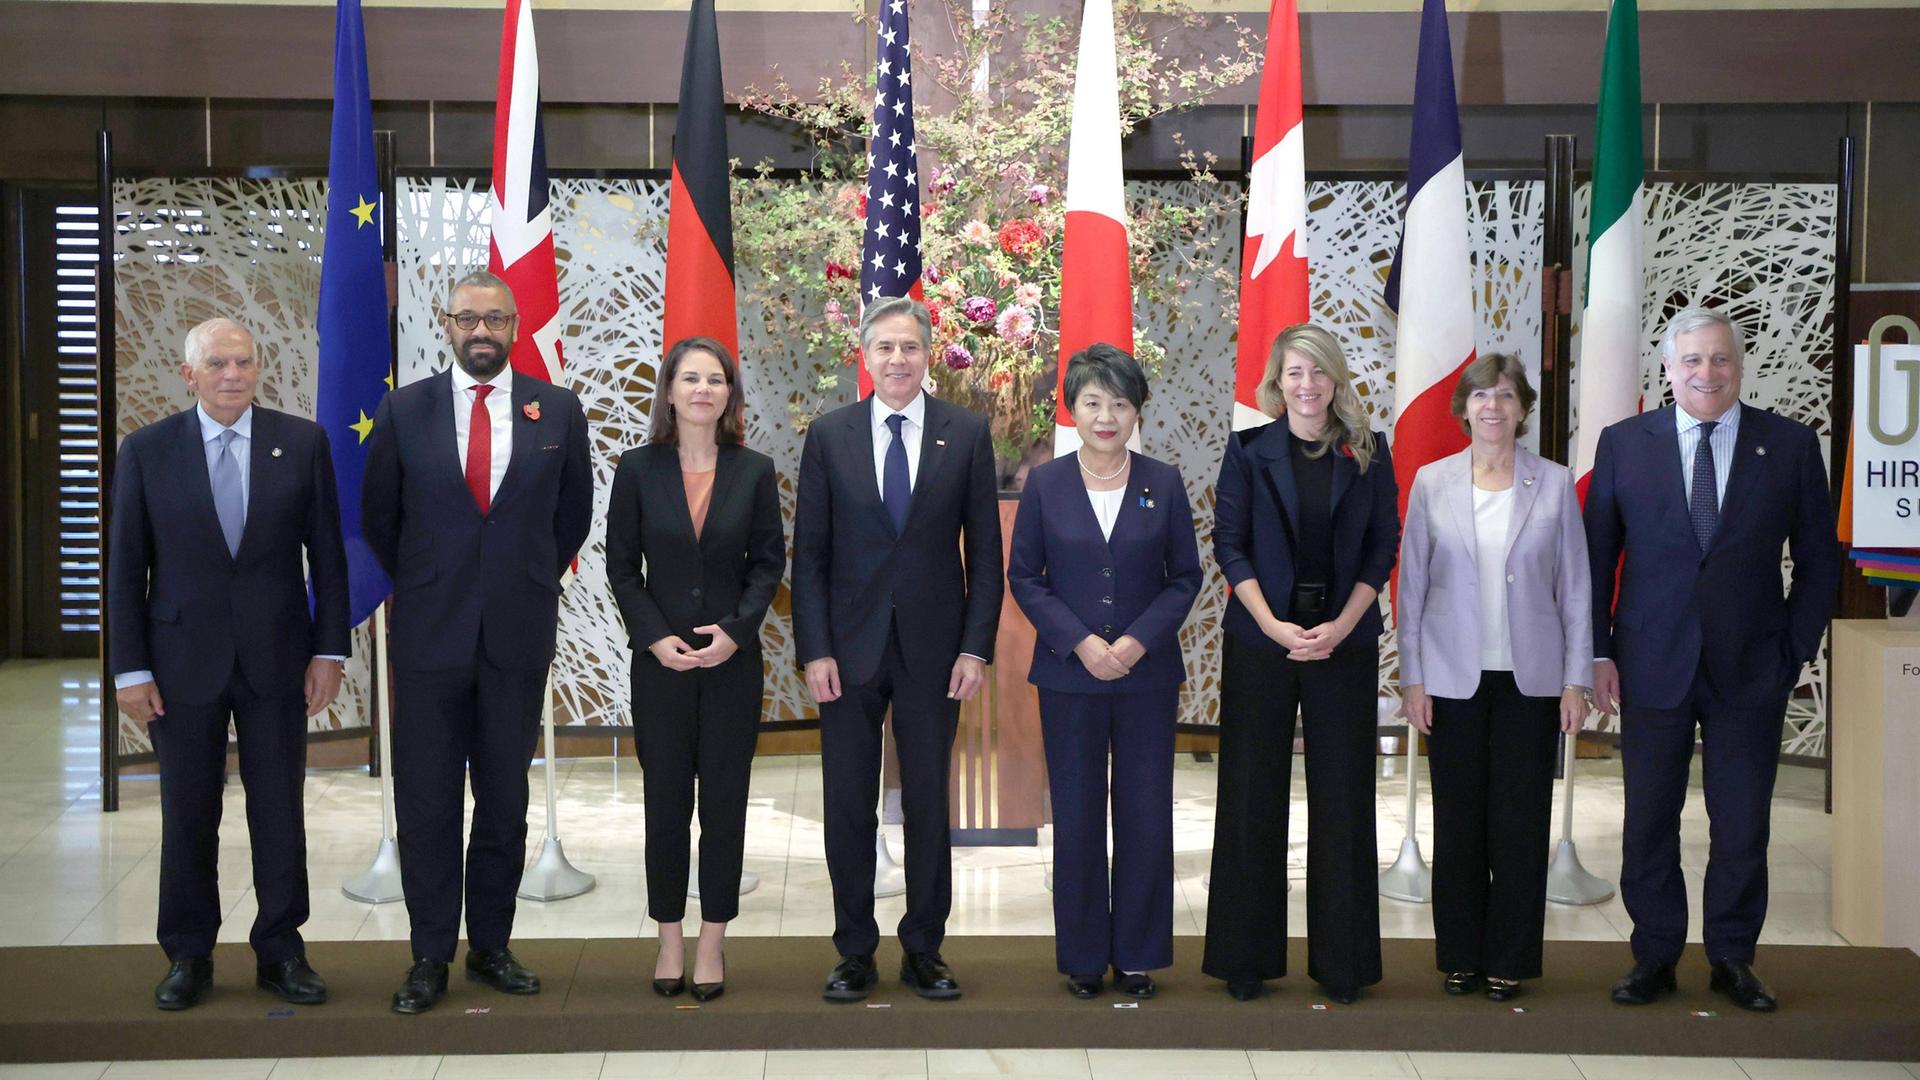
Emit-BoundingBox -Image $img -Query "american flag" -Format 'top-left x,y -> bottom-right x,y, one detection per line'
859,0 -> 922,310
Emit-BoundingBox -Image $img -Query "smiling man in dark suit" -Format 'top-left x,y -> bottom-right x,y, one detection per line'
108,317 -> 350,1011
792,295 -> 1003,1002
1585,307 -> 1839,1013
361,270 -> 593,1015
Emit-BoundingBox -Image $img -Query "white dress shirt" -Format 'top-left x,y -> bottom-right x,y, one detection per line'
1676,401 -> 1740,510
1472,483 -> 1516,672
453,364 -> 514,501
117,404 -> 342,691
1087,485 -> 1126,542
870,391 -> 926,495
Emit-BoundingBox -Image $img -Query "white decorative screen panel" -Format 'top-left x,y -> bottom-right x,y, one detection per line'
111,177 -> 378,757
1569,182 -> 1837,755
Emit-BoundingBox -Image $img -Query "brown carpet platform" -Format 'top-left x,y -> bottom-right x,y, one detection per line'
3,937 -> 1917,1063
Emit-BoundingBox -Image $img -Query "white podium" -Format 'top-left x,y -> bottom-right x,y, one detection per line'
1830,619 -> 1920,953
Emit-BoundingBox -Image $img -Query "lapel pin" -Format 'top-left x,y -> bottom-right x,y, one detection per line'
1522,476 -> 1534,486
271,447 -> 283,458
523,400 -> 541,421
936,438 -> 947,447
1139,486 -> 1155,509
1756,446 -> 1766,456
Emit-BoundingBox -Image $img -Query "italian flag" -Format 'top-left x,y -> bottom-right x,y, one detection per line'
1572,0 -> 1645,495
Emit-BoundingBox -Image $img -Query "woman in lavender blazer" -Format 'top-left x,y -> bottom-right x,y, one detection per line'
1397,353 -> 1593,1002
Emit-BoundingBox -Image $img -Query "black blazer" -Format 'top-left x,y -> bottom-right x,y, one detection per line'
107,406 -> 351,704
361,369 -> 593,672
1008,453 -> 1202,694
1585,403 -> 1838,711
791,395 -> 1004,686
1213,422 -> 1400,653
605,442 -> 785,656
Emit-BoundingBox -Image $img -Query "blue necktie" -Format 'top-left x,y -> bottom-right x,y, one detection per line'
1688,419 -> 1719,553
212,428 -> 246,557
883,412 -> 910,535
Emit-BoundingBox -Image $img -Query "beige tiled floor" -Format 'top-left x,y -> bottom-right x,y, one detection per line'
0,660 -> 1904,1080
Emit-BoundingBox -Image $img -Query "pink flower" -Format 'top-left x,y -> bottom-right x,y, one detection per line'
1027,183 -> 1051,205
943,343 -> 974,370
1013,283 -> 1043,309
961,219 -> 993,245
930,168 -> 959,195
824,298 -> 845,324
962,295 -> 997,324
995,304 -> 1037,347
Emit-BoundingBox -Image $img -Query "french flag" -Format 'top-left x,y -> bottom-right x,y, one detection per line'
1235,0 -> 1310,432
1386,0 -> 1475,541
1052,0 -> 1133,454
487,0 -> 565,384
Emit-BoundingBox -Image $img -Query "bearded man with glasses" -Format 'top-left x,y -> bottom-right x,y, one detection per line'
362,269 -> 594,1014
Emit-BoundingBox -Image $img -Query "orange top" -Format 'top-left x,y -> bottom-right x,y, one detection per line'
683,468 -> 716,540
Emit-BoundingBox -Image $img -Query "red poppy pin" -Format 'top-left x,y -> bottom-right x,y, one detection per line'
523,400 -> 541,421
1338,442 -> 1354,458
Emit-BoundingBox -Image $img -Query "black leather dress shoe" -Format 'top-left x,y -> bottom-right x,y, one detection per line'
1067,973 -> 1103,998
823,954 -> 878,1002
1610,960 -> 1677,1005
257,956 -> 327,1005
1709,959 -> 1777,1012
466,947 -> 540,995
901,951 -> 961,1000
1320,983 -> 1360,1005
1225,978 -> 1264,1002
155,958 -> 213,1011
1113,970 -> 1156,999
1444,971 -> 1483,995
1485,978 -> 1521,1002
392,959 -> 449,1015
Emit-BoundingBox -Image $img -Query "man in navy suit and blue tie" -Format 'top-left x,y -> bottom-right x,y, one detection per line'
108,318 -> 350,1010
1585,307 -> 1838,1013
362,270 -> 593,1014
792,295 -> 1003,1003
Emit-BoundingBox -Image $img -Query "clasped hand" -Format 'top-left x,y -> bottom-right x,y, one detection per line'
648,624 -> 740,672
1263,616 -> 1348,661
1075,634 -> 1144,681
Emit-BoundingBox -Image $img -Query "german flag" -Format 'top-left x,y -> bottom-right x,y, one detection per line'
663,0 -> 738,356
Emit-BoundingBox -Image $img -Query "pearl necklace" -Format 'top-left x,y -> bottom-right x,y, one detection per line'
1077,448 -> 1129,482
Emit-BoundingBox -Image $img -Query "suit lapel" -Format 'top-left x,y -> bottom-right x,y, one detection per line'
1645,406 -> 1692,540
902,402 -> 950,535
699,445 -> 746,551
488,375 -> 541,513
233,408 -> 272,562
177,410 -> 233,564
1504,447 -> 1545,560
848,400 -> 893,537
1446,452 -> 1478,573
1252,426 -> 1300,537
650,444 -> 699,546
424,370 -> 477,516
1329,441 -> 1356,514
1709,404 -> 1764,553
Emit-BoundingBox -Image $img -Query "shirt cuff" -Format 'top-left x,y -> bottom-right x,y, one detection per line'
960,653 -> 987,664
314,655 -> 347,663
114,671 -> 155,690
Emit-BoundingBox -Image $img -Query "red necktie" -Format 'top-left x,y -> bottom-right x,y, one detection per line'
465,384 -> 494,515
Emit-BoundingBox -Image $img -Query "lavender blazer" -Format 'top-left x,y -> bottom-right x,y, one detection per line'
1397,447 -> 1593,700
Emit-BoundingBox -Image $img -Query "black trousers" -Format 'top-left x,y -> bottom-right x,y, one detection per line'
1621,668 -> 1785,966
1204,633 -> 1382,991
631,650 -> 762,924
149,663 -> 309,964
391,656 -> 544,964
1039,687 -> 1177,976
1427,671 -> 1558,980
820,625 -> 959,957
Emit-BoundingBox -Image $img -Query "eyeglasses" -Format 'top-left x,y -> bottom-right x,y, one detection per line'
442,312 -> 517,331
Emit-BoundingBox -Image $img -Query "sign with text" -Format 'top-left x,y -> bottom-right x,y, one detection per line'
1851,316 -> 1920,546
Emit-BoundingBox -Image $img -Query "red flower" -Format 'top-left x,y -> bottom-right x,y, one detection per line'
927,300 -> 945,329
825,260 -> 854,282
857,193 -> 869,218
988,371 -> 1013,391
998,218 -> 1046,261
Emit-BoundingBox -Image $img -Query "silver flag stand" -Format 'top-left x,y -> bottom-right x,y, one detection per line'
518,679 -> 596,901
344,605 -> 405,904
1378,713 -> 1433,903
1547,730 -> 1614,905
875,829 -> 907,898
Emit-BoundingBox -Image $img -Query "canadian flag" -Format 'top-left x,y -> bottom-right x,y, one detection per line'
1052,0 -> 1133,455
487,0 -> 565,384
1234,0 -> 1311,431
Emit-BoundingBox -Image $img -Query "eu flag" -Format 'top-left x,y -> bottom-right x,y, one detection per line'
315,0 -> 393,627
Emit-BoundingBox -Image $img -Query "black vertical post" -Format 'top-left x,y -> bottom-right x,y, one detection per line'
1826,134 -> 1856,815
96,128 -> 119,813
368,128 -> 397,780
1540,134 -> 1577,466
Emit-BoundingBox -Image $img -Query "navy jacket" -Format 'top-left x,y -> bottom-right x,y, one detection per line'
1008,453 -> 1202,694
1213,422 -> 1400,652
1584,403 -> 1838,711
361,369 -> 593,672
107,407 -> 351,704
605,442 -> 785,654
791,394 -> 1003,686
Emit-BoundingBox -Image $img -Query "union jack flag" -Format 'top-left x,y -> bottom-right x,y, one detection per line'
487,0 -> 565,384
857,0 -> 923,396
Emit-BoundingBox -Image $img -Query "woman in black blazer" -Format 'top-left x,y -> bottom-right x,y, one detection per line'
1009,344 -> 1203,1001
606,336 -> 784,1004
1203,323 -> 1400,1005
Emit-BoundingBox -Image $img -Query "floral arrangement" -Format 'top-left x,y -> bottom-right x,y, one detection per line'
733,0 -> 1259,481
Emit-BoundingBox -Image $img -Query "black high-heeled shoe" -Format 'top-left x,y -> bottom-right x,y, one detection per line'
690,952 -> 725,1003
653,975 -> 686,997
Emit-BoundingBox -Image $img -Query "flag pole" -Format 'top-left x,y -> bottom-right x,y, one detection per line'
1547,728 -> 1614,905
343,602 -> 404,903
519,675 -> 596,901
1378,701 -> 1432,904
